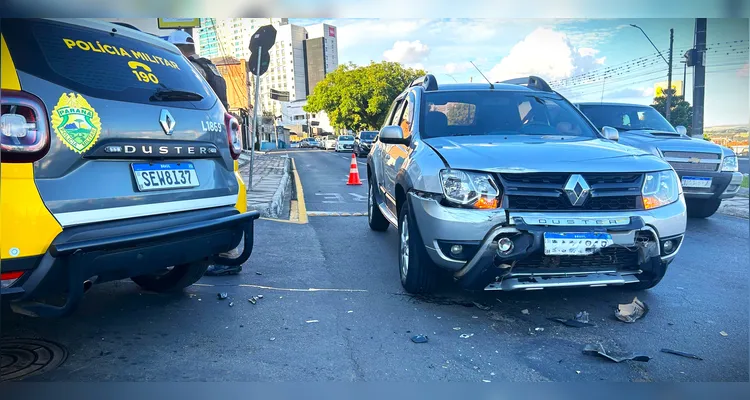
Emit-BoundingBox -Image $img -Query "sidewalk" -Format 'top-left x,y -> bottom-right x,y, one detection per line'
238,150 -> 291,218
718,196 -> 749,219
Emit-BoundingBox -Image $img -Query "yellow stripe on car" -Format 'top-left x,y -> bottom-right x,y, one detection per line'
233,159 -> 248,213
1,35 -> 21,90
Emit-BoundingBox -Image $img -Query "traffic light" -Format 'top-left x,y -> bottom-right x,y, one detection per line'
248,25 -> 277,77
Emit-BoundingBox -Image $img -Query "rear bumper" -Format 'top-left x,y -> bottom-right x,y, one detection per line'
1,206 -> 260,317
677,170 -> 743,199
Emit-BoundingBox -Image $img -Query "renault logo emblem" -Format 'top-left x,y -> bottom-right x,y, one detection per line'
564,174 -> 591,206
160,109 -> 175,135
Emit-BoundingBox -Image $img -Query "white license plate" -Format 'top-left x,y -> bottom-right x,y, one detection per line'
543,232 -> 614,256
681,176 -> 712,188
131,162 -> 199,192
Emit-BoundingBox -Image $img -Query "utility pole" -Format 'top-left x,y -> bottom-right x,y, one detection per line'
691,18 -> 707,139
666,28 -> 674,123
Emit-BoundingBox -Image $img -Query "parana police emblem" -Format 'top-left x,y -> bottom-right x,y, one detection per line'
50,93 -> 102,154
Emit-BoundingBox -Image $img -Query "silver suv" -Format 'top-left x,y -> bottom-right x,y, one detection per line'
366,75 -> 687,294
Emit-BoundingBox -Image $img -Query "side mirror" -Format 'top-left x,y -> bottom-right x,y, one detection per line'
601,126 -> 619,141
378,125 -> 410,145
675,125 -> 687,136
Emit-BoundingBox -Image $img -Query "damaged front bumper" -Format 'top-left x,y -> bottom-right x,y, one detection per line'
409,192 -> 687,291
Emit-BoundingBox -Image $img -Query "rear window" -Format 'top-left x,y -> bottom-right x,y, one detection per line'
339,135 -> 353,140
360,132 -> 377,140
1,18 -> 216,110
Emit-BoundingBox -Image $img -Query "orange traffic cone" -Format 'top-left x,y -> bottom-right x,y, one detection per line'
347,153 -> 362,185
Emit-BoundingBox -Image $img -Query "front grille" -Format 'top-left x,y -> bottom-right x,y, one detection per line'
663,151 -> 721,172
507,195 -> 638,211
499,172 -> 643,211
513,247 -> 640,272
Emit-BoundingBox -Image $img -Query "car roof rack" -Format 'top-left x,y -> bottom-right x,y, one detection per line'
110,22 -> 142,31
496,76 -> 553,92
409,74 -> 438,91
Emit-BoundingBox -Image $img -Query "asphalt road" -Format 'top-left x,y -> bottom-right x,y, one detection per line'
2,149 -> 748,382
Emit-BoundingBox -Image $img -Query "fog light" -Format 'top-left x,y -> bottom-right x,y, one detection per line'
498,237 -> 514,254
663,240 -> 675,254
450,245 -> 463,255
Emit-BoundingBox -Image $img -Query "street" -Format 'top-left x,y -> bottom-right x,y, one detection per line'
2,149 -> 748,382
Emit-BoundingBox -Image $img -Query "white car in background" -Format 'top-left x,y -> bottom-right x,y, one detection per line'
335,135 -> 355,152
321,135 -> 337,150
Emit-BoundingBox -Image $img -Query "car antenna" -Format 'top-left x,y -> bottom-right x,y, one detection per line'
470,61 -> 494,89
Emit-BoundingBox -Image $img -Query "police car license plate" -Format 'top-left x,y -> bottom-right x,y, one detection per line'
543,232 -> 613,256
131,162 -> 199,192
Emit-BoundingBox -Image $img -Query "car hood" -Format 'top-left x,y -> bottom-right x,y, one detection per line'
617,130 -> 729,156
422,135 -> 671,173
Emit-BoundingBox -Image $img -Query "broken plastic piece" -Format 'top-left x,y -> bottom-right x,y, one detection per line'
521,309 -> 530,315
720,331 -> 728,337
582,343 -> 650,363
473,302 -> 492,311
548,317 -> 595,328
257,295 -> 264,299
217,292 -> 228,300
459,333 -> 474,339
615,297 -> 648,323
411,335 -> 428,343
661,348 -> 703,360
575,311 -> 589,324
248,298 -> 257,305
229,302 -> 234,307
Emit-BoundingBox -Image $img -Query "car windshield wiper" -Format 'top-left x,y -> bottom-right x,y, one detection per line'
149,88 -> 204,102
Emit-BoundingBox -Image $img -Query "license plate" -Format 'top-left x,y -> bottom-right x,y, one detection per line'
131,162 -> 199,192
681,176 -> 712,188
543,232 -> 613,256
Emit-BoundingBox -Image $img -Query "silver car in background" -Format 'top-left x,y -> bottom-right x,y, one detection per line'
366,75 -> 687,294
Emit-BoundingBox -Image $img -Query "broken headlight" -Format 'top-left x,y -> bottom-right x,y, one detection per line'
439,169 -> 500,209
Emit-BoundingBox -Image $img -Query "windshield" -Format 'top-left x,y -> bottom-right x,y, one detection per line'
578,104 -> 676,133
338,136 -> 354,140
419,91 -> 597,139
360,132 -> 377,141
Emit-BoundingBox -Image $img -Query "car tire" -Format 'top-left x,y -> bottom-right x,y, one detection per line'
686,198 -> 721,218
131,261 -> 210,293
368,179 -> 389,232
398,199 -> 437,294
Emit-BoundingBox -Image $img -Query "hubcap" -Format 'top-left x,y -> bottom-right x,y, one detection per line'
400,215 -> 410,280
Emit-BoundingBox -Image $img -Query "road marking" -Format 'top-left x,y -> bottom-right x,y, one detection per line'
307,211 -> 367,217
315,193 -> 345,203
291,158 -> 308,224
193,283 -> 367,292
349,193 -> 367,202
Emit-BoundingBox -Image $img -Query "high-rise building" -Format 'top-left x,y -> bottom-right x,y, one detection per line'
194,18 -> 289,61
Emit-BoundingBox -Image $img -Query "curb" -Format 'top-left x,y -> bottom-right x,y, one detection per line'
262,158 -> 292,219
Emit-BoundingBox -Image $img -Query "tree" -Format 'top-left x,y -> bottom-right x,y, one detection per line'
304,61 -> 426,133
652,88 -> 693,133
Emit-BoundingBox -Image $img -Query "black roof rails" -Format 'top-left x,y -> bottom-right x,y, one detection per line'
111,22 -> 142,31
409,74 -> 438,91
497,76 -> 553,92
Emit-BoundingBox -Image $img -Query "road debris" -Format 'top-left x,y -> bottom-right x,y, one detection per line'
473,302 -> 492,311
270,337 -> 276,341
217,292 -> 228,300
575,311 -> 589,324
248,298 -> 257,305
229,302 -> 234,307
582,343 -> 651,363
459,333 -> 474,339
347,310 -> 354,313
472,316 -> 479,319
720,331 -> 728,337
255,272 -> 263,276
306,320 -> 319,323
615,297 -> 648,323
548,317 -> 595,328
257,294 -> 264,299
453,327 -> 462,331
411,335 -> 429,344
535,327 -> 544,332
661,348 -> 703,360
521,309 -> 530,315
482,380 -> 491,383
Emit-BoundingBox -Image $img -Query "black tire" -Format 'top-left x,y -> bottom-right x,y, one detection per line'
398,200 -> 437,294
624,261 -> 668,291
131,261 -> 210,293
686,198 -> 721,218
368,179 -> 389,232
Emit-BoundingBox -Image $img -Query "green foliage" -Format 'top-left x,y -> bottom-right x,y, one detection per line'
652,88 -> 693,132
304,61 -> 426,132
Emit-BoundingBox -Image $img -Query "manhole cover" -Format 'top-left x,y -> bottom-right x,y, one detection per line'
1,338 -> 68,381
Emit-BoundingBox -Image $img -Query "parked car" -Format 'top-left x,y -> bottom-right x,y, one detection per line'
299,137 -> 320,148
335,135 -> 355,152
354,131 -> 378,157
576,102 -> 744,218
0,18 -> 260,317
367,74 -> 686,294
321,135 -> 337,150
290,140 -> 300,148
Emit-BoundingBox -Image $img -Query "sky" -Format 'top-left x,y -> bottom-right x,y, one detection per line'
291,18 -> 749,127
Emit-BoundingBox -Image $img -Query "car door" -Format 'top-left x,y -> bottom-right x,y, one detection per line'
375,99 -> 401,206
384,93 -> 415,215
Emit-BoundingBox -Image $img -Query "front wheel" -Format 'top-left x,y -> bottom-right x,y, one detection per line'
131,261 -> 210,293
398,200 -> 437,294
686,198 -> 721,218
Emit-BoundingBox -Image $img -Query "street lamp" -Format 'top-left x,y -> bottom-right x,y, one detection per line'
630,24 -> 674,122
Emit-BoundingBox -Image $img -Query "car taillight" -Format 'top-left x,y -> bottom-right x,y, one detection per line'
224,112 -> 242,160
1,271 -> 25,288
1,90 -> 51,163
